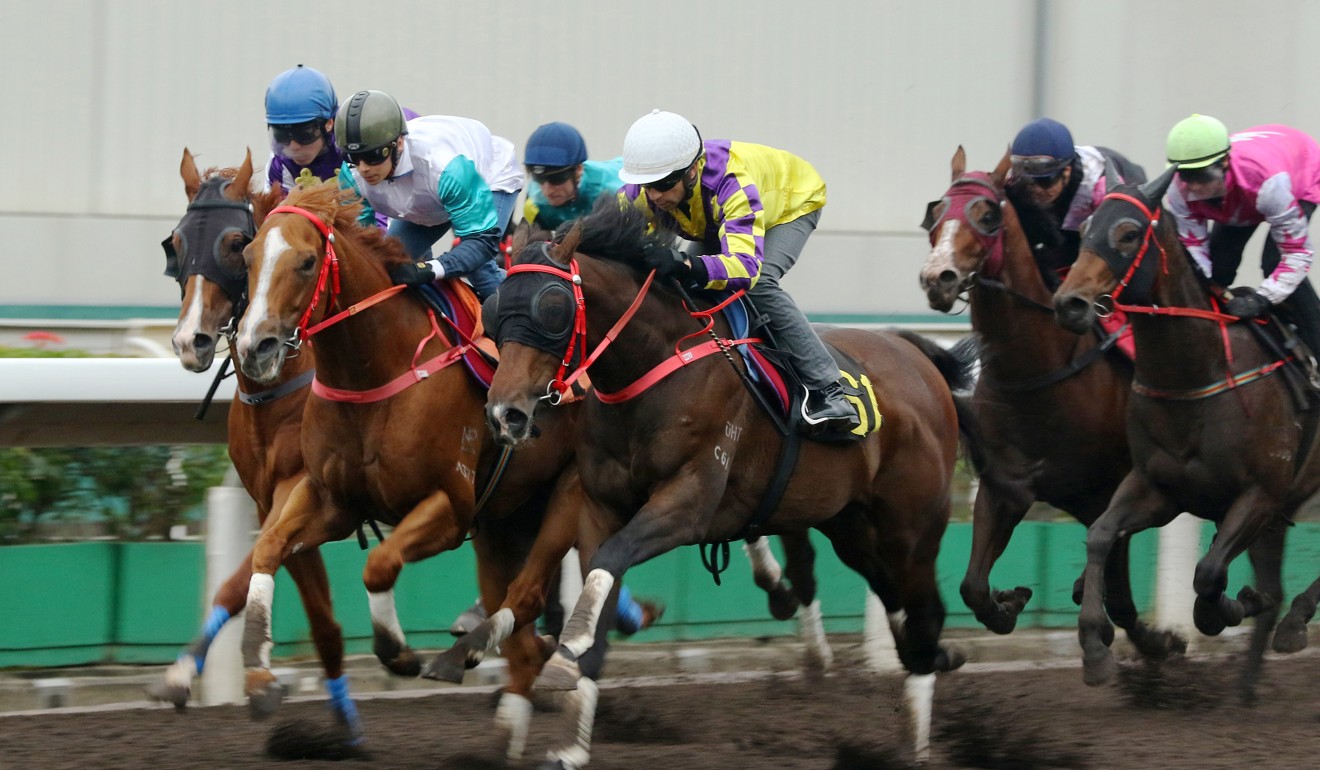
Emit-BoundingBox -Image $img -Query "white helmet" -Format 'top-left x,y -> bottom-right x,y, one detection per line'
619,109 -> 702,184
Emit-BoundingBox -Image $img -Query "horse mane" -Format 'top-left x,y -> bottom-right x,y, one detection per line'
1004,182 -> 1064,253
278,181 -> 410,267
565,195 -> 670,270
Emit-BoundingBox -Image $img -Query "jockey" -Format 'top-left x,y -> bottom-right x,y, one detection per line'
523,122 -> 624,231
263,65 -> 343,193
1164,114 -> 1320,355
618,109 -> 858,432
335,90 -> 523,300
1007,117 -> 1146,276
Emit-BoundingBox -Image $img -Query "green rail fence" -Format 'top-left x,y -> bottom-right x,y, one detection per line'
3,522 -> 1319,668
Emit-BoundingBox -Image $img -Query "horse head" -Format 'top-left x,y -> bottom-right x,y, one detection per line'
166,148 -> 260,371
235,181 -> 360,383
919,146 -> 1012,311
1054,164 -> 1177,334
483,225 -> 584,445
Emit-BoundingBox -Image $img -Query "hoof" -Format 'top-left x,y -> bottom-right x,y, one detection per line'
248,680 -> 284,721
767,587 -> 800,621
421,645 -> 473,683
1082,647 -> 1118,686
375,639 -> 420,677
144,681 -> 190,709
934,644 -> 966,672
1272,614 -> 1310,654
534,656 -> 581,692
1128,624 -> 1188,660
1193,597 -> 1228,636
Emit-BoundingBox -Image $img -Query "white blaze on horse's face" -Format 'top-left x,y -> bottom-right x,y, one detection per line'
172,275 -> 207,364
920,218 -> 963,286
236,224 -> 292,360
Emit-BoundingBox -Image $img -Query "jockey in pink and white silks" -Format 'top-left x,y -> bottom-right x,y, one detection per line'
1164,115 -> 1320,355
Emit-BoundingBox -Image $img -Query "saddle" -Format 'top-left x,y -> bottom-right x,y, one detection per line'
720,295 -> 881,443
1248,310 -> 1320,406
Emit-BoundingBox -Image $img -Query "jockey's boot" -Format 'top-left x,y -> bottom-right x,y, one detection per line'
802,382 -> 861,432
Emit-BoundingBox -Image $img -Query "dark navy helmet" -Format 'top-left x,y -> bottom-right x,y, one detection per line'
525,122 -> 588,173
1010,118 -> 1076,177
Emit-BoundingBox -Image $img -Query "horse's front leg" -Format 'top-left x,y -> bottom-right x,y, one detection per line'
1191,487 -> 1277,637
365,487 -> 471,678
1104,534 -> 1188,659
959,481 -> 1035,634
242,480 -> 355,724
1078,473 -> 1176,686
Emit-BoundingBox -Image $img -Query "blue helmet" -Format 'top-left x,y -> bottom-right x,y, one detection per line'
524,122 -> 588,171
265,65 -> 337,125
1010,118 -> 1076,177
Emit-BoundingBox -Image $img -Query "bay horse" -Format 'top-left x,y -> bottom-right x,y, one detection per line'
1053,163 -> 1315,697
148,150 -> 349,722
481,199 -> 992,768
232,180 -> 581,757
917,147 -> 1185,660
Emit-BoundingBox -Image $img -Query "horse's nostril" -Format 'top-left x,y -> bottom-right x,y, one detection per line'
938,270 -> 960,287
505,408 -> 529,436
193,334 -> 214,351
255,337 -> 278,357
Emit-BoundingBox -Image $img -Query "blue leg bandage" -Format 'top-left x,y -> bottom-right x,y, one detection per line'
615,585 -> 644,634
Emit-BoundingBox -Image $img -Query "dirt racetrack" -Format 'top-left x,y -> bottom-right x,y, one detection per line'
3,649 -> 1319,770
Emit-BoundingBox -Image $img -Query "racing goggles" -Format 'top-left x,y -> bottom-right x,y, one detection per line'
530,166 -> 575,185
269,120 -> 324,146
347,144 -> 394,167
1176,163 -> 1225,186
1011,154 -> 1070,179
644,167 -> 687,193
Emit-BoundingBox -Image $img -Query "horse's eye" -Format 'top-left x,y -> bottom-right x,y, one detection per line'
300,256 -> 316,272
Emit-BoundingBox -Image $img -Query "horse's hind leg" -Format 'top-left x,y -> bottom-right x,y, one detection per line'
1191,489 -> 1278,638
1236,520 -> 1286,704
744,536 -> 800,620
1275,572 -> 1320,653
1104,535 -> 1188,659
959,483 -> 1034,634
776,533 -> 834,673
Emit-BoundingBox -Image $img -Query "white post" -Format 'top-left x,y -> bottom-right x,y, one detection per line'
201,486 -> 257,705
1155,512 -> 1201,645
559,547 -> 583,617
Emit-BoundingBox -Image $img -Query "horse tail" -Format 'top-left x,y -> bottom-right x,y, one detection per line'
896,330 -> 1034,510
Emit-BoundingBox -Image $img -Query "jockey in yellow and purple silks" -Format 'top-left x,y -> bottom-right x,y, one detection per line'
617,109 -> 857,432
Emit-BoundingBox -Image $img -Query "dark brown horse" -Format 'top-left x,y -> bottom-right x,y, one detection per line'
148,151 -> 346,716
232,181 -> 580,757
1053,164 -> 1315,697
917,147 -> 1185,660
480,199 -> 991,768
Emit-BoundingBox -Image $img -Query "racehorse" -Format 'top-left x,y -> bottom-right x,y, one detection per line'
1053,163 -> 1316,697
917,147 -> 1185,660
232,180 -> 581,757
480,198 -> 996,768
148,150 -> 348,717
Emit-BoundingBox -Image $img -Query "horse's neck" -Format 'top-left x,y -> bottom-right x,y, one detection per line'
1131,224 -> 1230,386
306,243 -> 437,385
971,215 -> 1079,373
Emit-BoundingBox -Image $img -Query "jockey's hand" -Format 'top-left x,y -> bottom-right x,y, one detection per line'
640,242 -> 689,279
1225,287 -> 1270,319
389,258 -> 444,286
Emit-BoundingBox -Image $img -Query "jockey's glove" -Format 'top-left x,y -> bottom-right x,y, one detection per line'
1225,287 -> 1271,320
389,258 -> 445,286
640,242 -> 690,279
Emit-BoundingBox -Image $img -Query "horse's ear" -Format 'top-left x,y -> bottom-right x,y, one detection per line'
1138,164 -> 1177,203
230,149 -> 254,200
510,220 -> 534,258
1103,157 -> 1121,190
991,148 -> 1012,187
553,222 -> 583,265
950,145 -> 966,181
181,148 -> 201,200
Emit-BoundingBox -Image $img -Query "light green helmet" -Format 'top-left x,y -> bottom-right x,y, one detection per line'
335,90 -> 407,153
1166,114 -> 1230,169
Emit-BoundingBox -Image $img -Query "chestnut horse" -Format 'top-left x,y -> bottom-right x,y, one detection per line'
148,151 -> 348,720
233,181 -> 580,757
1053,164 -> 1317,698
480,199 -> 993,768
917,147 -> 1185,660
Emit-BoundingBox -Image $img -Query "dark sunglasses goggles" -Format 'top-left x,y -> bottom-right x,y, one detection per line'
269,120 -> 324,146
347,144 -> 394,166
530,166 -> 576,185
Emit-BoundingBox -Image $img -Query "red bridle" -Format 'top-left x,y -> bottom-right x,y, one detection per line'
929,173 -> 1006,278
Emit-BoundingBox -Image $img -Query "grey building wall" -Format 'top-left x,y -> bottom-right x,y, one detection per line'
1,1 -> 1313,315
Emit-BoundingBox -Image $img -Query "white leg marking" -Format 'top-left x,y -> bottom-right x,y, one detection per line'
367,589 -> 406,647
743,538 -> 783,587
560,569 -> 615,659
904,672 -> 936,763
485,607 -> 516,653
494,691 -> 533,759
246,573 -> 275,669
163,655 -> 195,689
798,599 -> 834,672
546,675 -> 598,769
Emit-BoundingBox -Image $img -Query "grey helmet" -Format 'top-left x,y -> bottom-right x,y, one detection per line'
335,90 -> 408,153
